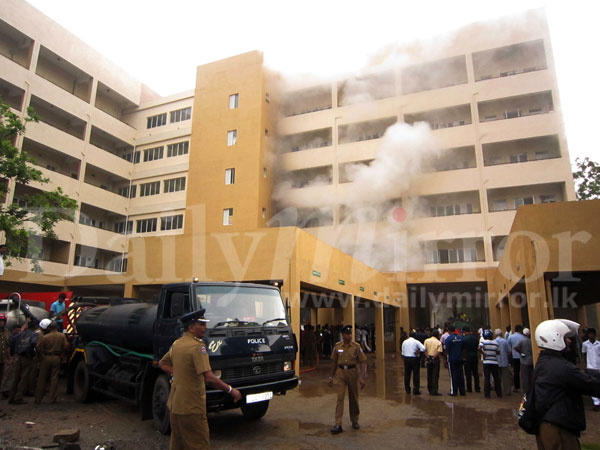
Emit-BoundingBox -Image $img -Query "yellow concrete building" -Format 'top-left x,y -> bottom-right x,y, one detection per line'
1,1 -> 597,360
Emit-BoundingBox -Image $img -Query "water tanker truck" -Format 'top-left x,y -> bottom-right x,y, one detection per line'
68,282 -> 298,434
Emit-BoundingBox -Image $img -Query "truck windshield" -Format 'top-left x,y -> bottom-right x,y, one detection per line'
195,286 -> 288,329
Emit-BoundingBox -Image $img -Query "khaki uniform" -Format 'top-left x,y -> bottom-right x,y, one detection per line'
35,330 -> 67,403
331,340 -> 367,426
0,328 -> 9,390
159,332 -> 211,450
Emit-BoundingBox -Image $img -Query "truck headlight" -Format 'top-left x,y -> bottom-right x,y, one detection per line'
213,370 -> 222,379
283,361 -> 293,372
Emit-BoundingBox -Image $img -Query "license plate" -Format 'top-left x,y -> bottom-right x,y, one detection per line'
246,391 -> 273,404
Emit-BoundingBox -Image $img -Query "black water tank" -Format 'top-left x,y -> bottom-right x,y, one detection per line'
76,303 -> 158,354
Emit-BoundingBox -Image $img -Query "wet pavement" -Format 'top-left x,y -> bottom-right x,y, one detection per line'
2,354 -> 600,448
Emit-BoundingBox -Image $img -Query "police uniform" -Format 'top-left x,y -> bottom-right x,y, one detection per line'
330,328 -> 367,428
35,328 -> 67,403
159,310 -> 211,450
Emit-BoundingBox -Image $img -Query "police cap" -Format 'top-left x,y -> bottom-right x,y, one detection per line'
180,308 -> 209,324
341,325 -> 353,335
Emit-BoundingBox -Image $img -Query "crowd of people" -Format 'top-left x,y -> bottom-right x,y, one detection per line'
0,294 -> 68,408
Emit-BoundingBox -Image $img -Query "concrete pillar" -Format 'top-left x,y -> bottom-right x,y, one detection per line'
508,292 -> 524,329
124,283 -> 138,298
310,307 -> 317,327
375,302 -> 385,359
375,358 -> 386,399
577,306 -> 588,328
544,279 -> 555,320
343,295 -> 355,341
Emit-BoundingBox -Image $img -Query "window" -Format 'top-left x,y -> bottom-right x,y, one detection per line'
161,214 -> 184,231
223,208 -> 233,226
229,94 -> 239,109
122,151 -> 140,164
147,113 -> 167,129
140,181 -> 160,197
515,196 -> 534,208
510,154 -> 528,163
117,185 -> 136,198
540,194 -> 556,203
167,141 -> 189,157
114,221 -> 133,234
225,168 -> 235,185
137,218 -> 157,233
164,177 -> 186,193
227,130 -> 237,146
143,146 -> 164,162
170,107 -> 191,123
493,199 -> 507,211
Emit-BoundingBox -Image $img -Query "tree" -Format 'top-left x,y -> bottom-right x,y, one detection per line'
0,98 -> 77,272
573,157 -> 600,201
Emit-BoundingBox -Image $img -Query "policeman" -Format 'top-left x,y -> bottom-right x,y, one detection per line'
8,320 -> 39,404
328,325 -> 367,434
35,321 -> 67,403
159,309 -> 242,450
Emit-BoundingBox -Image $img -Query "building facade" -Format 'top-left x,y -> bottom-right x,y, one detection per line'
1,1 -> 590,357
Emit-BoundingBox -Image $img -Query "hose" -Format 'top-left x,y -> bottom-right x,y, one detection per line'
87,340 -> 154,360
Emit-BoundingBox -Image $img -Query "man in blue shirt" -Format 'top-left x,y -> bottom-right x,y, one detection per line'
50,293 -> 66,332
507,324 -> 525,391
445,328 -> 465,396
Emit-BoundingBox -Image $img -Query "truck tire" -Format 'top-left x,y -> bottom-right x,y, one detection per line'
241,399 -> 269,420
152,375 -> 171,434
73,360 -> 92,403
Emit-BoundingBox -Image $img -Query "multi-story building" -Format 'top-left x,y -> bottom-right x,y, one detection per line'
1,1 -> 593,357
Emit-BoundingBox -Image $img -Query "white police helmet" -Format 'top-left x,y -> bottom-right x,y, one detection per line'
535,319 -> 574,351
39,318 -> 52,330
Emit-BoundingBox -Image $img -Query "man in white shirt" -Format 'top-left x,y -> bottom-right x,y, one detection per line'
402,331 -> 425,395
582,327 -> 600,411
0,244 -> 6,276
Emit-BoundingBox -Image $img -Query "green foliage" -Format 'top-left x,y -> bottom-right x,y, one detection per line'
573,157 -> 600,201
0,99 -> 77,272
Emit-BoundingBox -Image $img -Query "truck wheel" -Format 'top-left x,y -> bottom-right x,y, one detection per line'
241,400 -> 269,420
73,360 -> 92,403
152,375 -> 171,434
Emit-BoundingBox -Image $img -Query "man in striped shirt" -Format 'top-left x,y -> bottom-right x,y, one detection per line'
479,329 -> 503,398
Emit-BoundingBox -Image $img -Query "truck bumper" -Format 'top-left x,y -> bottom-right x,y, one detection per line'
206,376 -> 298,411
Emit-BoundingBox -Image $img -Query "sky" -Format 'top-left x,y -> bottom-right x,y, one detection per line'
25,0 -> 600,166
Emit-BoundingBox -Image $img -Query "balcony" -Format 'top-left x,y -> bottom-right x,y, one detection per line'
419,190 -> 481,218
483,135 -> 561,166
474,40 -> 547,82
35,46 -> 92,103
491,235 -> 509,262
22,137 -> 81,180
281,85 -> 332,117
74,244 -> 125,272
478,91 -> 553,123
338,117 -> 396,145
339,198 -> 402,224
83,164 -> 130,210
402,55 -> 468,94
487,182 -> 565,212
79,202 -> 127,234
297,207 -> 333,228
337,71 -> 395,106
423,237 -> 485,265
287,165 -> 333,189
29,95 -> 87,140
0,18 -> 33,69
424,146 -> 477,172
89,125 -> 134,158
12,235 -> 71,265
94,81 -> 137,125
404,104 -> 472,130
283,127 -> 332,153
0,77 -> 25,110
338,159 -> 373,184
